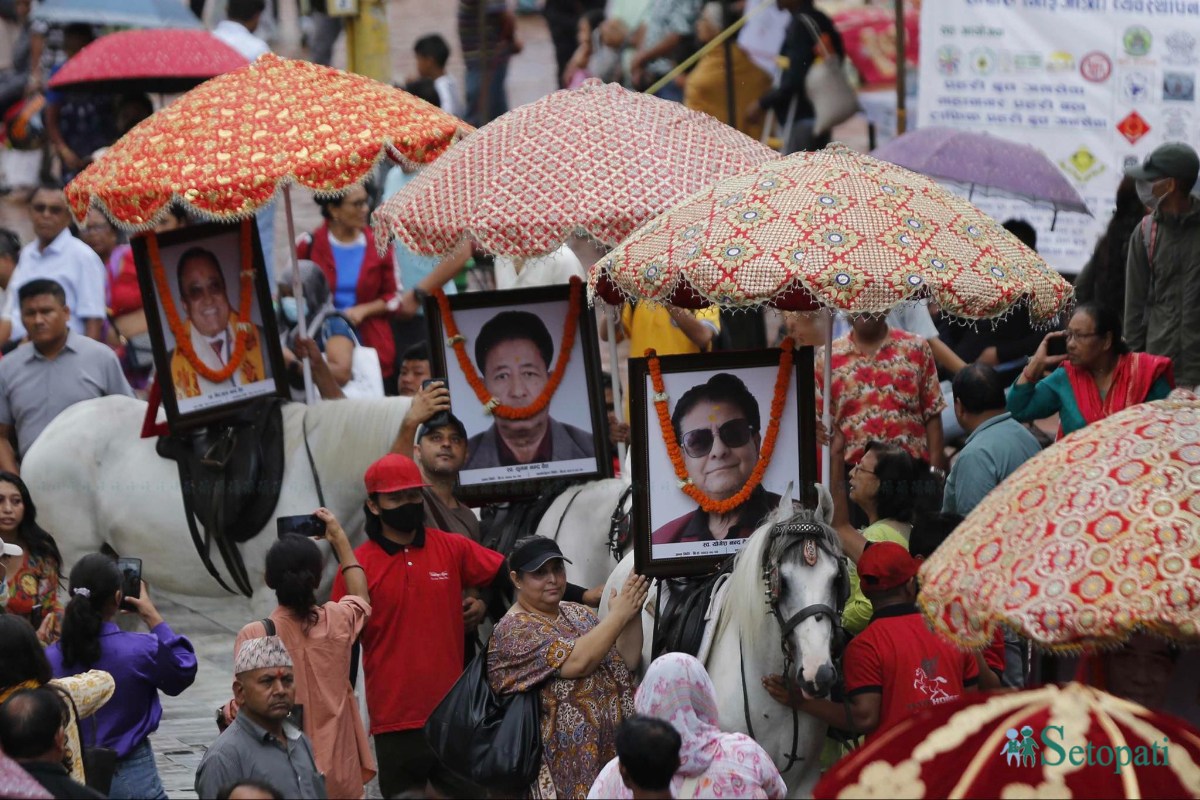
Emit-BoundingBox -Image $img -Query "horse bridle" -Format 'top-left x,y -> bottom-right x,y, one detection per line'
740,519 -> 849,772
607,484 -> 634,560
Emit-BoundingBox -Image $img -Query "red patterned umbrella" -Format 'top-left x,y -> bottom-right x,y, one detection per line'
67,53 -> 470,230
372,78 -> 777,258
591,143 -> 1073,318
919,389 -> 1200,651
813,683 -> 1200,799
48,28 -> 249,95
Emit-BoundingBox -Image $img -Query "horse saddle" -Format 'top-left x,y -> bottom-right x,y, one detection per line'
652,559 -> 734,660
156,397 -> 286,596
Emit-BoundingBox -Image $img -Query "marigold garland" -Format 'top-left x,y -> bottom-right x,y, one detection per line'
148,219 -> 256,384
649,338 -> 794,514
437,276 -> 583,419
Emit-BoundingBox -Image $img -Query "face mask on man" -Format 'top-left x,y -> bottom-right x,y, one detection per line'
1136,178 -> 1169,212
379,502 -> 424,533
280,296 -> 299,324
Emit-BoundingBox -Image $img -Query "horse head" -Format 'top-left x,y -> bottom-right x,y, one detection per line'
762,508 -> 848,699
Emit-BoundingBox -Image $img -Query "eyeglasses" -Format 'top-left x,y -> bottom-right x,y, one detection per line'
1065,331 -> 1101,342
31,203 -> 67,216
851,463 -> 877,476
680,418 -> 754,458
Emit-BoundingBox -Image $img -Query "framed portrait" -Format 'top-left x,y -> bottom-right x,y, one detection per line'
133,220 -> 287,430
425,282 -> 613,504
629,347 -> 817,579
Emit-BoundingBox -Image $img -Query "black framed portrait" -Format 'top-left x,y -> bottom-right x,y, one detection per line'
424,280 -> 613,504
133,220 -> 287,430
629,346 -> 817,579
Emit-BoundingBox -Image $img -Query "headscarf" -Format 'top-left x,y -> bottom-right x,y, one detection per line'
634,652 -> 722,776
276,259 -> 337,345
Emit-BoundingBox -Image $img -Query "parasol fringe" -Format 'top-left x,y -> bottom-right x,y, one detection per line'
70,126 -> 474,234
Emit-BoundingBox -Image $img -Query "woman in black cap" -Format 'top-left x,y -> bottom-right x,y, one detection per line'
488,535 -> 649,799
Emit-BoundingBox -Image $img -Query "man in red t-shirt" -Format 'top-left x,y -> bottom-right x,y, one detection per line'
763,542 -> 977,739
331,453 -> 505,798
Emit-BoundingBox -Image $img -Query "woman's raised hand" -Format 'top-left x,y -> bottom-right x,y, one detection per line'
1024,331 -> 1068,382
608,573 -> 650,623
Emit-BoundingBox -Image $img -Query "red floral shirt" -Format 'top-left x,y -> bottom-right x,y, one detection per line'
816,328 -> 945,465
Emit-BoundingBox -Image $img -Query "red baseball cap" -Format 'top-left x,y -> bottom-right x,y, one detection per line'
363,454 -> 429,494
857,541 -> 920,593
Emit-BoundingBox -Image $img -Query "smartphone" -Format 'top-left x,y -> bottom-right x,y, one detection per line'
276,514 -> 327,539
422,377 -> 447,391
116,557 -> 142,608
1047,335 -> 1068,357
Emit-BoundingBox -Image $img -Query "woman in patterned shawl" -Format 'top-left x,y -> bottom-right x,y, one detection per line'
488,536 -> 649,799
587,653 -> 786,799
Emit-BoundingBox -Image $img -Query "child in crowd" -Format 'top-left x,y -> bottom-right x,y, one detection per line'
414,34 -> 463,119
562,9 -> 604,89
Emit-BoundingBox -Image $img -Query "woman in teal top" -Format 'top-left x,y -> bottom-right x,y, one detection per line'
1008,303 -> 1173,437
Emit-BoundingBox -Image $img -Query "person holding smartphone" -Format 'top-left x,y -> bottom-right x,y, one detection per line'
1008,302 -> 1174,438
223,508 -> 374,800
45,553 -> 197,799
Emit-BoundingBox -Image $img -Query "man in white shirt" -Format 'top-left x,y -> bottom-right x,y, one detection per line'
493,243 -> 586,290
213,0 -> 270,61
0,184 -> 106,346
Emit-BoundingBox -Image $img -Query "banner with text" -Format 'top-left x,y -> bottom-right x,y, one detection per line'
918,0 -> 1200,274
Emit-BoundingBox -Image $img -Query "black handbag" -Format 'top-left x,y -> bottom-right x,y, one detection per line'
423,643 -> 542,792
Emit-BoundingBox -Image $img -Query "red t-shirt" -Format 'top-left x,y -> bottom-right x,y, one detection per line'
331,527 -> 505,735
843,604 -> 979,738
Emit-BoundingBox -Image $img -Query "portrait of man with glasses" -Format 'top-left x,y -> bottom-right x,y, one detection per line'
651,372 -> 782,547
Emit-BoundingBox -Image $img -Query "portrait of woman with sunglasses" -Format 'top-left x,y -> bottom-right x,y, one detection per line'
652,373 -> 781,547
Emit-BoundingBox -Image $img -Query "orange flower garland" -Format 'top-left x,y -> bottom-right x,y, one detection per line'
148,220 -> 256,384
437,276 -> 583,420
649,338 -> 794,514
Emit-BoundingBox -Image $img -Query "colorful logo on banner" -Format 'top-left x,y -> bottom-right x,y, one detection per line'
1080,51 -> 1112,83
1163,72 -> 1195,102
1061,147 -> 1106,182
1165,31 -> 1198,65
1117,111 -> 1151,143
1124,26 -> 1153,57
1122,71 -> 1152,105
938,45 -> 961,76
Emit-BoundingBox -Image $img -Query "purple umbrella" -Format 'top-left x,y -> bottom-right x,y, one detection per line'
871,127 -> 1090,223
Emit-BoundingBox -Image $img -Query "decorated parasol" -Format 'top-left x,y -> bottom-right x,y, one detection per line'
812,683 -> 1200,799
918,389 -> 1200,652
68,53 -> 470,405
47,29 -> 249,95
591,143 -> 1075,482
372,78 -> 776,458
372,78 -> 777,258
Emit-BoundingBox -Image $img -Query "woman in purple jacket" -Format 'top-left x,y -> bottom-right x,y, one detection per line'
46,554 -> 197,799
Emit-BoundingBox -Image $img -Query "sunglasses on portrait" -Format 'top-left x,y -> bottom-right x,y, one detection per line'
680,418 -> 755,458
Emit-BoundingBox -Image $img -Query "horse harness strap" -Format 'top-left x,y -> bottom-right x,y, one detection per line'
739,636 -> 803,772
301,410 -> 326,507
550,484 -> 587,543
607,484 -> 634,561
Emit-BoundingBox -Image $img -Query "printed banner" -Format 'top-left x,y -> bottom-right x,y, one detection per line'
917,1 -> 1200,274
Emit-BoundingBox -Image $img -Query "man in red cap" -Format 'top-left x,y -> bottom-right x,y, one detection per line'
331,453 -> 505,798
762,541 -> 977,739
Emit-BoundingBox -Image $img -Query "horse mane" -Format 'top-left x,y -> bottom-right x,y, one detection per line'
716,502 -> 843,656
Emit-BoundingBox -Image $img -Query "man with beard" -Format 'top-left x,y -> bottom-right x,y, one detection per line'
330,454 -> 505,798
196,636 -> 326,798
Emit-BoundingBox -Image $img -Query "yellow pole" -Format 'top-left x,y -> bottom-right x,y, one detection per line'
344,0 -> 391,82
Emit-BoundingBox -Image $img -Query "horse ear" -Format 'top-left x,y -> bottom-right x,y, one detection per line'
813,483 -> 835,525
777,481 -> 794,516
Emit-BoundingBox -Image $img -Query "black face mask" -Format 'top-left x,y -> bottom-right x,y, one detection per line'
379,502 -> 424,533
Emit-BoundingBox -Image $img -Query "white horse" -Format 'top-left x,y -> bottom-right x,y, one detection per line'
533,477 -> 632,589
601,496 -> 844,798
21,395 -> 411,613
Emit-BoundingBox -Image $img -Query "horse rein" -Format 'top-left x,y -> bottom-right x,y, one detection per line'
550,484 -> 588,543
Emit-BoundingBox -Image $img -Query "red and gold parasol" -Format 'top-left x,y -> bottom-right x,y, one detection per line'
67,53 -> 470,229
372,78 -> 777,258
813,683 -> 1200,799
591,143 -> 1073,318
919,389 -> 1200,652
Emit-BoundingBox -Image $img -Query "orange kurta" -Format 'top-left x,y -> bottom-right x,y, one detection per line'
235,597 -> 374,799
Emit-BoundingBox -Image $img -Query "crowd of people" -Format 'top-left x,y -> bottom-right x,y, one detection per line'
0,1 -> 1194,798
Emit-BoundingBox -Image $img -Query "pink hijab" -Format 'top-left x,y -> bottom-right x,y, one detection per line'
635,652 -> 725,776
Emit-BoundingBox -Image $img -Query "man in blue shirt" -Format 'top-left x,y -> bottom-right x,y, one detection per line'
943,364 -> 1042,516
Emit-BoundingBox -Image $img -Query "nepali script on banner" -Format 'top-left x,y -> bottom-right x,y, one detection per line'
917,0 -> 1200,274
